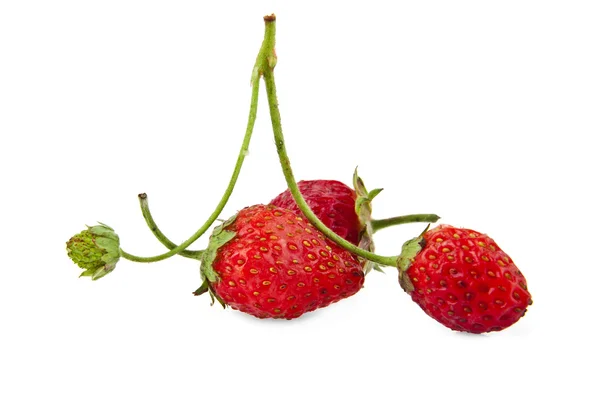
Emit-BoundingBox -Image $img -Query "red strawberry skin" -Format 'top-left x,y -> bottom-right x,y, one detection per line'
269,180 -> 360,245
403,225 -> 532,333
205,204 -> 365,319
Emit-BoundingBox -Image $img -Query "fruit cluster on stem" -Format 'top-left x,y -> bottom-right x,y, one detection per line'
65,14 -> 531,333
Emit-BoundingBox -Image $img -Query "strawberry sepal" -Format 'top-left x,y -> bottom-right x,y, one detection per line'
193,281 -> 209,296
200,215 -> 238,283
197,213 -> 239,308
353,168 -> 381,273
397,225 -> 429,293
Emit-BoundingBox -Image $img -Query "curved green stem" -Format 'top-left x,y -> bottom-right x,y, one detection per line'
372,214 -> 440,233
119,248 -> 148,263
258,17 -> 397,268
116,19 -> 276,263
137,193 -> 204,260
120,81 -> 257,263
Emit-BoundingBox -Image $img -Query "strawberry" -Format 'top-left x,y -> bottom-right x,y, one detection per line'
270,171 -> 383,273
398,225 -> 532,333
270,179 -> 361,244
195,204 -> 365,319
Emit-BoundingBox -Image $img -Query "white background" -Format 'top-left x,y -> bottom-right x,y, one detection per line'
1,1 -> 598,394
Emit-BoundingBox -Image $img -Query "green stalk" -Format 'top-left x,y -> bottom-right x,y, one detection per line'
371,214 -> 440,233
258,16 -> 398,268
118,19 -> 275,263
137,193 -> 204,259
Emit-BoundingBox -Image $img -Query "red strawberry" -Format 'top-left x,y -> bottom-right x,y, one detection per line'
398,225 -> 532,333
269,171 -> 382,272
195,204 -> 365,319
270,179 -> 361,244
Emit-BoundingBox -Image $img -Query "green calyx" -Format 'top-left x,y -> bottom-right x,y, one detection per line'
397,225 -> 429,293
195,214 -> 238,307
353,168 -> 383,273
66,223 -> 120,280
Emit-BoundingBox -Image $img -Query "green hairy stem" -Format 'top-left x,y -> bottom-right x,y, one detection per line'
259,16 -> 399,268
117,22 -> 274,263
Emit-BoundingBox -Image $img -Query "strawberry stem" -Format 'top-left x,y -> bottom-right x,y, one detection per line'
137,193 -> 204,260
371,214 -> 440,233
259,16 -> 398,269
115,18 -> 276,263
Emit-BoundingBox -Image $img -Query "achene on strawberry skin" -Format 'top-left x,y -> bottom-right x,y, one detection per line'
399,225 -> 532,334
197,204 -> 365,319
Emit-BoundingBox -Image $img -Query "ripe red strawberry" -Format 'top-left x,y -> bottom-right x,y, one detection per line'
195,204 -> 365,319
269,171 -> 382,273
270,179 -> 361,244
398,225 -> 532,333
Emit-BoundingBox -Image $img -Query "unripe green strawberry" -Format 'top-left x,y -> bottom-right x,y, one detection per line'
66,223 -> 121,280
398,225 -> 532,333
195,204 -> 365,319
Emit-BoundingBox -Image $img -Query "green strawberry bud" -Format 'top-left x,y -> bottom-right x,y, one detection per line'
66,223 -> 121,280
